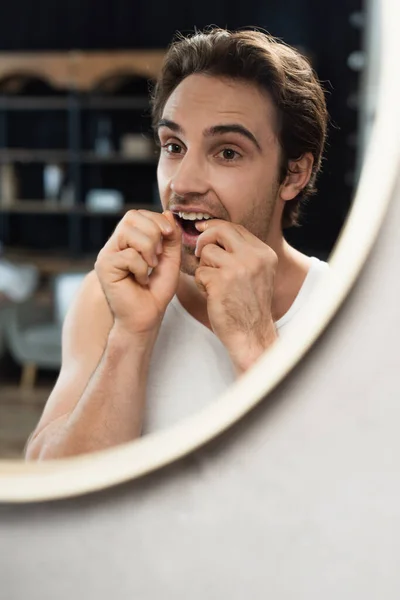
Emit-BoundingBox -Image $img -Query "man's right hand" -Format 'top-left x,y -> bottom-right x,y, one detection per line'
95,209 -> 181,336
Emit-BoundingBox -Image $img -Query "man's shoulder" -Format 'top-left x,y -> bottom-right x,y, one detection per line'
275,255 -> 329,333
308,256 -> 330,275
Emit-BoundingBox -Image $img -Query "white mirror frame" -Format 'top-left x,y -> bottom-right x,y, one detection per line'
0,0 -> 399,503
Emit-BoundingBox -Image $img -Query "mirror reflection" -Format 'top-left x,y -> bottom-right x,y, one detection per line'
0,1 -> 368,459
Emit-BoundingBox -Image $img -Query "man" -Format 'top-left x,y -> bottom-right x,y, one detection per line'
26,27 -> 329,459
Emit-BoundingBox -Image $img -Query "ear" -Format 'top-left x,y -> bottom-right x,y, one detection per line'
279,152 -> 314,202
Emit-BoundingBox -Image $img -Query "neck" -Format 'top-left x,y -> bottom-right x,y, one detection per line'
268,235 -> 311,321
176,233 -> 311,330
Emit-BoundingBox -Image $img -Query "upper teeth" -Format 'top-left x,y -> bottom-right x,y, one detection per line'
178,211 -> 213,221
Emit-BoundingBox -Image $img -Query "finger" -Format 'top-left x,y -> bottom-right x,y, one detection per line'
106,211 -> 167,257
112,248 -> 150,287
122,211 -> 166,253
195,218 -> 244,235
160,211 -> 183,257
194,265 -> 215,294
195,221 -> 243,257
120,226 -> 160,268
196,218 -> 267,248
106,212 -> 163,266
199,243 -> 231,268
136,209 -> 174,236
149,210 -> 182,298
97,247 -> 150,287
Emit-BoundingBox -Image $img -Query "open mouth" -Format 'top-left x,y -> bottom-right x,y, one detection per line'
173,211 -> 214,240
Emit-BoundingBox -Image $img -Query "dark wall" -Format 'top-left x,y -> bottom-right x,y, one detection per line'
0,0 -> 363,256
0,0 -> 359,51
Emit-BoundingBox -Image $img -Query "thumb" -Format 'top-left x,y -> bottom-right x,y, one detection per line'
149,210 -> 181,299
162,210 -> 182,251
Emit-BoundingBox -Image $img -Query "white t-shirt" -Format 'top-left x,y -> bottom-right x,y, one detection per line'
143,257 -> 329,433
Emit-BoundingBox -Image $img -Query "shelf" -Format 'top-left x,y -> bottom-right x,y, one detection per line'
0,149 -> 158,164
0,200 -> 161,215
0,95 -> 150,111
0,51 -> 165,91
0,149 -> 72,163
81,151 -> 158,164
2,246 -> 96,275
85,96 -> 150,110
0,97 -> 69,110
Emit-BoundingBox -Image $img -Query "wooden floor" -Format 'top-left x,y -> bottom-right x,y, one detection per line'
0,354 -> 56,459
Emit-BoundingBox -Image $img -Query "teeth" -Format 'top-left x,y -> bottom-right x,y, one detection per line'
178,211 -> 213,220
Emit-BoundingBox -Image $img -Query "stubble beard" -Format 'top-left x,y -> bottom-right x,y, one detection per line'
180,245 -> 199,277
177,186 -> 279,277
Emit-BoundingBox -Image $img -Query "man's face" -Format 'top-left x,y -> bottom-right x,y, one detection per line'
157,74 -> 283,276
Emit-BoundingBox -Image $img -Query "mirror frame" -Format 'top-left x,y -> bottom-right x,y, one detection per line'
0,0 -> 399,503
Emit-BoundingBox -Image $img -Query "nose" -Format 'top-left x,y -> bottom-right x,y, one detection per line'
170,151 -> 210,198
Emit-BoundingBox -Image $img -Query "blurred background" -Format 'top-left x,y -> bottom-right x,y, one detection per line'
0,0 -> 374,457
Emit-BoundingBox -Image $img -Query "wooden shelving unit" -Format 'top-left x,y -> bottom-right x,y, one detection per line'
0,50 -> 165,264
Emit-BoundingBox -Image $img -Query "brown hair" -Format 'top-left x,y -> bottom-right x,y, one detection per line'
151,27 -> 328,228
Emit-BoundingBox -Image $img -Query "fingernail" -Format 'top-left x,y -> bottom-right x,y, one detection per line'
195,221 -> 205,231
152,256 -> 159,267
156,241 -> 163,254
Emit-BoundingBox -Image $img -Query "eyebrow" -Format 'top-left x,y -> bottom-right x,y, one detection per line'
157,119 -> 262,152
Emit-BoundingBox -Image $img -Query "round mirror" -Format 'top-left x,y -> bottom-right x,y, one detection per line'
0,0 -> 399,502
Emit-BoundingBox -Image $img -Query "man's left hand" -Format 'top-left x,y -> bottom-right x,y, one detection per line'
195,219 -> 278,374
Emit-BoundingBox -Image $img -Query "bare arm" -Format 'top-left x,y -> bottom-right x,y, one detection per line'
26,209 -> 181,460
25,271 -> 157,459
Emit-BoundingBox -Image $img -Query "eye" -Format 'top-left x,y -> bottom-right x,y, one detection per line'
162,142 -> 183,155
218,148 -> 241,161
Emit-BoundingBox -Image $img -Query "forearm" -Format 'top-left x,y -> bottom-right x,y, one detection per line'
27,326 -> 157,460
229,323 -> 278,376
